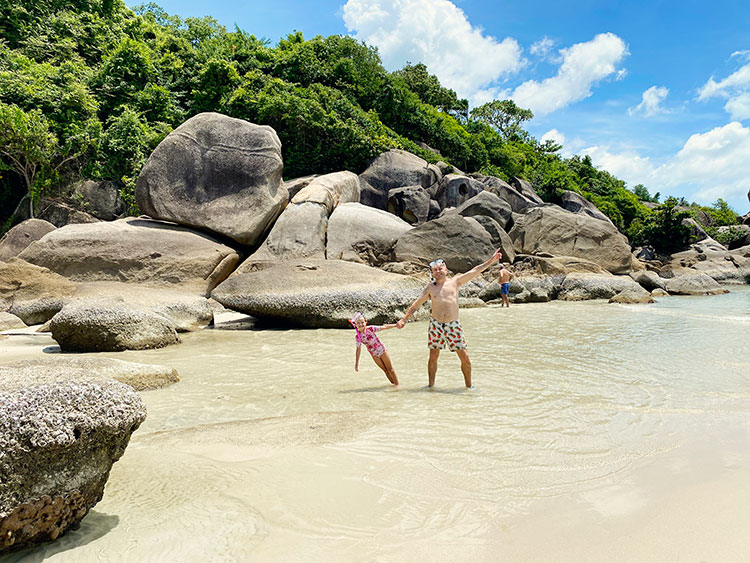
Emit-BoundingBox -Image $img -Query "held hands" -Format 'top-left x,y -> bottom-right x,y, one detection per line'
396,319 -> 406,329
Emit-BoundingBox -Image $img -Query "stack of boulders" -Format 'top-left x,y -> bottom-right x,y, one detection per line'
2,111 -> 748,345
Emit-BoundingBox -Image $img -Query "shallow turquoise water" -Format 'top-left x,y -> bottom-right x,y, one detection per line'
3,287 -> 750,561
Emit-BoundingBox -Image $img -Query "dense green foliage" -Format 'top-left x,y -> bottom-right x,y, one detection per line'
0,0 -> 741,246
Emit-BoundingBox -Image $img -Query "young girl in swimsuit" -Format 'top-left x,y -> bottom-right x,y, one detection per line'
351,312 -> 399,385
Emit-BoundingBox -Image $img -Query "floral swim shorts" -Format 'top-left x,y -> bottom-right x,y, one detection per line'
428,318 -> 467,351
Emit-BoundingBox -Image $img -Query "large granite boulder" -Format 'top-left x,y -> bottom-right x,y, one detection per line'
512,254 -> 608,277
252,172 -> 359,261
560,191 -> 612,223
136,112 -> 287,246
509,205 -> 635,274
510,177 -> 544,204
36,198 -> 100,228
0,367 -> 145,552
290,171 -> 359,213
0,312 -> 26,331
433,174 -> 485,210
212,260 -> 424,328
282,175 -> 318,199
72,180 -> 126,220
0,219 -> 56,262
49,300 -> 180,352
630,270 -> 668,291
665,274 -> 729,295
387,185 -> 430,224
558,273 -> 643,300
327,203 -> 413,265
455,190 -> 513,230
474,175 -> 539,213
609,285 -> 655,304
18,218 -> 239,295
358,150 -> 441,209
251,202 -> 328,260
682,218 -> 709,244
0,259 -> 78,325
471,216 -> 516,264
393,214 -> 494,273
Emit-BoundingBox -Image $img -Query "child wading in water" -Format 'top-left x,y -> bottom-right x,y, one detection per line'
351,312 -> 399,385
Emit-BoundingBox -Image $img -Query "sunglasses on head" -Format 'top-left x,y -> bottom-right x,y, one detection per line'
429,259 -> 445,268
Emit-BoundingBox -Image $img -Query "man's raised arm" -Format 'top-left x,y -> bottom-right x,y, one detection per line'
396,286 -> 430,328
454,248 -> 502,286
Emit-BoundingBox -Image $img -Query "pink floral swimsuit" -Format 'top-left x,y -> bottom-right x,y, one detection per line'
356,326 -> 386,358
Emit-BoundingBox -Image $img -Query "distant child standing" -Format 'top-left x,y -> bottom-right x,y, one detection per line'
498,264 -> 514,308
351,312 -> 399,385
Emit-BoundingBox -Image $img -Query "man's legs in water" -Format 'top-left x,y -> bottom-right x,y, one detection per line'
456,349 -> 472,387
428,348 -> 440,387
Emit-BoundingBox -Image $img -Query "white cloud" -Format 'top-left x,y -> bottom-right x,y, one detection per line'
697,64 -> 750,120
530,37 -> 555,59
584,122 -> 750,211
541,128 -> 566,145
628,85 -> 669,117
510,33 -> 629,116
342,0 -> 524,100
731,50 -> 750,62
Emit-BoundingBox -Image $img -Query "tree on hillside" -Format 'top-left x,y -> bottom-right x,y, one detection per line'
469,100 -> 533,140
0,102 -> 93,218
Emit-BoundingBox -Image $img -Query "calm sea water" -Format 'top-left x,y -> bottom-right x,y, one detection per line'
4,287 -> 750,562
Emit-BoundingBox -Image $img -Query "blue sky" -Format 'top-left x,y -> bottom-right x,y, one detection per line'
128,0 -> 750,213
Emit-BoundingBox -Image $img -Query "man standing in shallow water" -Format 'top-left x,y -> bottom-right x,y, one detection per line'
397,249 -> 502,388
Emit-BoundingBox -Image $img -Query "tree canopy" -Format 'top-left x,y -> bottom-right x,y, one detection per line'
0,0 -> 739,241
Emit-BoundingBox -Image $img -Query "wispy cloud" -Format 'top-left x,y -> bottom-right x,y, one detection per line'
697,62 -> 750,120
511,33 -> 629,116
628,86 -> 670,117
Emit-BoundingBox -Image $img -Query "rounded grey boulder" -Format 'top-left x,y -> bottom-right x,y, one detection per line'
212,260 -> 424,328
0,219 -> 56,262
0,367 -> 146,553
136,112 -> 287,246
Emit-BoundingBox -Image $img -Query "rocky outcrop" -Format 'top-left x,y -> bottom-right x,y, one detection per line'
509,205 -> 635,274
252,171 -> 360,260
36,198 -> 99,228
665,273 -> 730,295
512,254 -> 608,277
0,367 -> 145,552
18,218 -> 239,295
0,259 -> 78,325
510,177 -> 544,204
72,180 -> 126,220
609,285 -> 655,304
471,216 -> 516,264
136,112 -> 287,246
667,241 -> 750,283
50,300 -> 180,352
630,270 -> 668,291
474,175 -> 539,213
282,175 -> 318,200
4,357 -> 179,392
0,219 -> 56,262
558,272 -> 643,300
717,224 -> 750,249
682,218 -> 709,244
560,191 -> 612,223
212,260 -> 424,328
327,203 -> 412,265
392,214 -> 494,273
358,150 -> 441,209
0,312 -> 26,331
455,190 -> 513,230
387,185 -> 430,224
433,174 -> 485,210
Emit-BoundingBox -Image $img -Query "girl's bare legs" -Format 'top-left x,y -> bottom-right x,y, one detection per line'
373,352 -> 399,385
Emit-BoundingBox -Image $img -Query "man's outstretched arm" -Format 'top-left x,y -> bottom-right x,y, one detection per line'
397,286 -> 430,328
454,248 -> 502,286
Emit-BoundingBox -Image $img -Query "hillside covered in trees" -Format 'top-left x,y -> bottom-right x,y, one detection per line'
0,0 -> 742,250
